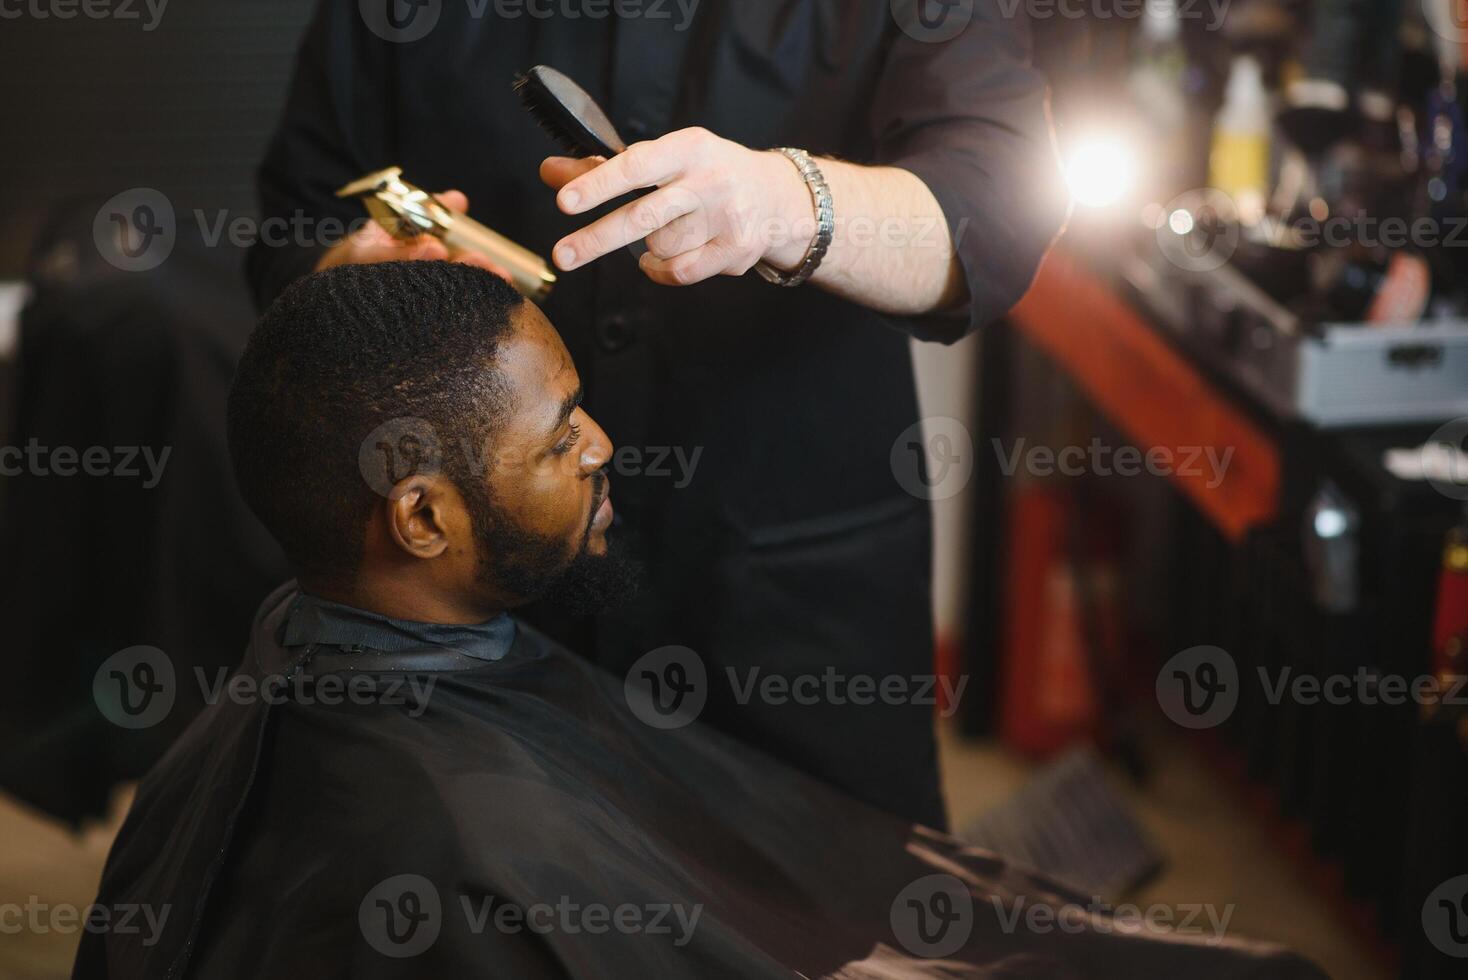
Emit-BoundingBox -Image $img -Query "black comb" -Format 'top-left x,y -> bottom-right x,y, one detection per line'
514,65 -> 628,159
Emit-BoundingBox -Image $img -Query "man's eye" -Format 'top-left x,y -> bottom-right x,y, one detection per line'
553,422 -> 582,456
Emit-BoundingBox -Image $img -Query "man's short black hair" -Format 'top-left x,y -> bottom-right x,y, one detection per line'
227,261 -> 525,583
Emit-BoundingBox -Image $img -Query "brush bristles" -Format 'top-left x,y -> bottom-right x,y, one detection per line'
514,76 -> 594,158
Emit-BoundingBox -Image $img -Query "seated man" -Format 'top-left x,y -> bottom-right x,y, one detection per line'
74,262 -> 1322,979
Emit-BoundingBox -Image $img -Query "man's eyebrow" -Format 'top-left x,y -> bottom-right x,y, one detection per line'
548,385 -> 584,435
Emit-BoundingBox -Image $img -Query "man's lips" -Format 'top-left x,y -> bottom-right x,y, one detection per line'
591,493 -> 614,533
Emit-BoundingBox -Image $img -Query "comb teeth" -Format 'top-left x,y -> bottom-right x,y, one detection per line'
514,73 -> 595,158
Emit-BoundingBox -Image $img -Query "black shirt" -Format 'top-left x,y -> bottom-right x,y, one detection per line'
248,0 -> 1065,826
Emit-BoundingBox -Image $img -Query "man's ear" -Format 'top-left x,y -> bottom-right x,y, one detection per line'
383,476 -> 452,560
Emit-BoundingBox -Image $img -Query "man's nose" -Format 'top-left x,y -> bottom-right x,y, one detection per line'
578,412 -> 613,475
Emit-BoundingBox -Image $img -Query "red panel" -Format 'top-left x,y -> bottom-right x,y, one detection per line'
1011,251 -> 1280,541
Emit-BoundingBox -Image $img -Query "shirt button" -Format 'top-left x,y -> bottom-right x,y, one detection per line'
596,313 -> 636,352
625,118 -> 649,140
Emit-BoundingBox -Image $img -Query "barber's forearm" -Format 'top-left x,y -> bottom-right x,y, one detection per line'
545,128 -> 973,318
762,157 -> 968,316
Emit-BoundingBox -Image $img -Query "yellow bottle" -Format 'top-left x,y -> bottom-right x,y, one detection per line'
1210,55 -> 1271,225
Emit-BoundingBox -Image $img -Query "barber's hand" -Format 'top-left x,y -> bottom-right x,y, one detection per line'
541,128 -> 815,286
314,190 -> 513,282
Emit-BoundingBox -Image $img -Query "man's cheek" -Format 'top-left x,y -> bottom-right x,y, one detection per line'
488,444 -> 528,481
518,473 -> 586,538
524,448 -> 580,482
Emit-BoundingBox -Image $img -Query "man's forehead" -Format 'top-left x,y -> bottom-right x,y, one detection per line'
502,304 -> 573,372
499,305 -> 579,420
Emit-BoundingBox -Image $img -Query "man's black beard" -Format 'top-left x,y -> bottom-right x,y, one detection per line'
531,538 -> 642,617
470,479 -> 641,616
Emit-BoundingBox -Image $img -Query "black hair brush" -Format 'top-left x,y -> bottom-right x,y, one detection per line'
514,65 -> 650,259
514,65 -> 628,159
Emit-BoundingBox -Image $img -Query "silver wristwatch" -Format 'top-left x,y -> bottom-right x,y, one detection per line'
756,147 -> 834,288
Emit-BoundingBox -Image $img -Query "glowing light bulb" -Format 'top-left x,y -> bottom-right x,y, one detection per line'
1313,507 -> 1348,539
1065,136 -> 1136,208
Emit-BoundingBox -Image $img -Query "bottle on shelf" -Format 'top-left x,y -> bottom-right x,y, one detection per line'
1211,54 -> 1272,226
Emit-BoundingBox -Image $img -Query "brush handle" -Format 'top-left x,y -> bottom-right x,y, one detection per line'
441,212 -> 557,302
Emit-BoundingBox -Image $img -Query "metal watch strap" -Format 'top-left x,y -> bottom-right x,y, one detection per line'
756,147 -> 834,288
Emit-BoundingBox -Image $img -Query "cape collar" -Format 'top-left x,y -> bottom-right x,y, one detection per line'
280,591 -> 516,664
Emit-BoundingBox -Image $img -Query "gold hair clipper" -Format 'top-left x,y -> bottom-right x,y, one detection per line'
336,167 -> 556,301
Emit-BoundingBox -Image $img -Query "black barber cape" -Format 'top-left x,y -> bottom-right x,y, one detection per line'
247,0 -> 1071,827
76,585 -> 1323,980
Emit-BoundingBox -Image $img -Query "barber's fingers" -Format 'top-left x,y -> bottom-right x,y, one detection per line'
539,156 -> 607,191
645,211 -> 715,261
431,190 -> 516,282
556,136 -> 688,215
554,186 -> 700,270
316,225 -> 450,271
344,213 -> 446,255
450,249 -> 514,284
637,240 -> 750,287
368,237 -> 451,265
435,189 -> 471,213
403,237 -> 451,260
